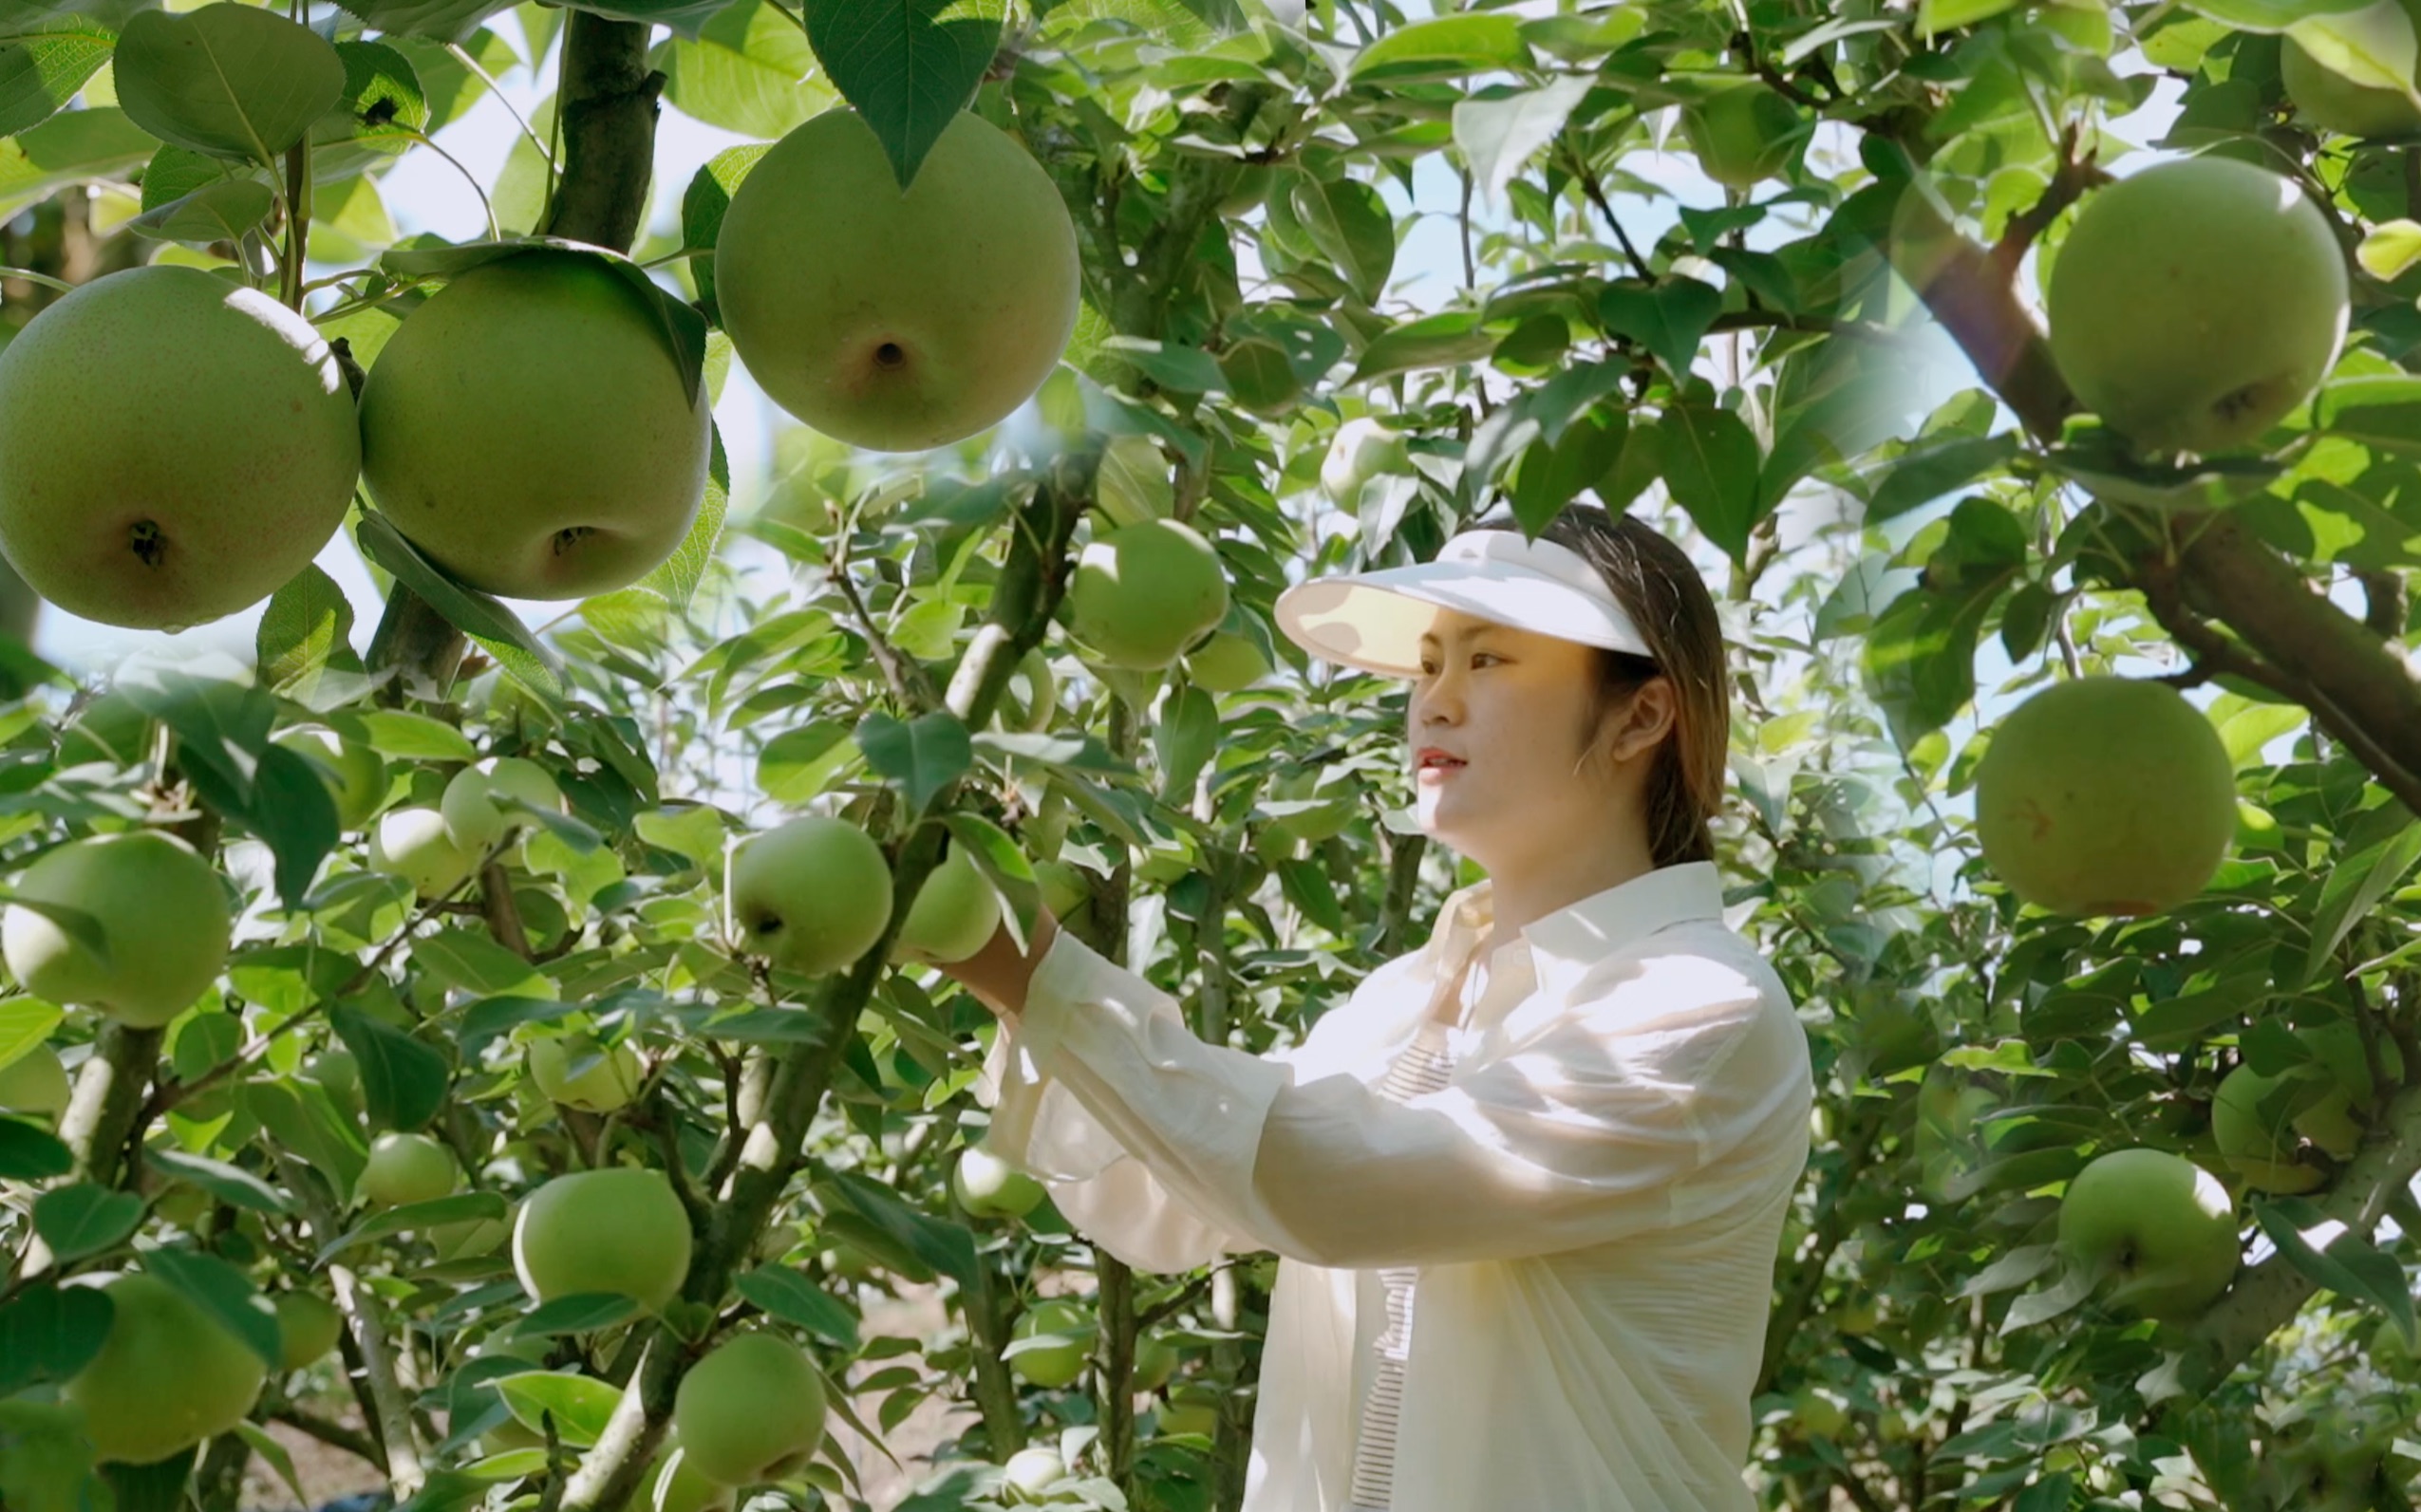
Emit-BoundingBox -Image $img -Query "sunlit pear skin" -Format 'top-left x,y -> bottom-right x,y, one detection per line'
359,1130 -> 458,1206
725,816 -> 893,976
2,831 -> 232,1028
1003,1446 -> 1068,1502
671,1331 -> 829,1485
2056,1148 -> 2239,1322
274,1291 -> 345,1371
893,846 -> 1002,964
715,108 -> 1082,453
2283,3 -> 2421,138
360,251 -> 711,600
526,1034 -> 643,1112
369,807 -> 479,899
1320,417 -> 1408,504
66,1273 -> 268,1465
0,265 -> 360,630
514,1167 -> 693,1313
1067,518 -> 1230,670
276,727 -> 388,831
0,1041 -> 71,1115
2047,158 -> 2349,455
1973,677 -> 2236,917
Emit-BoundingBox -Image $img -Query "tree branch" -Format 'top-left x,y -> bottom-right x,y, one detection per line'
539,14 -> 663,254
278,1154 -> 425,1497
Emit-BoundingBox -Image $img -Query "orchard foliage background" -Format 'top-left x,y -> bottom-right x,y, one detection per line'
1,0 -> 2420,1509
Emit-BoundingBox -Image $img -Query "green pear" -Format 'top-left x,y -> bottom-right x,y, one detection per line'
359,1131 -> 457,1207
2212,1064 -> 2329,1193
671,1331 -> 828,1486
276,727 -> 389,831
1002,1446 -> 1069,1503
647,1440 -> 737,1512
1319,417 -> 1409,504
725,816 -> 894,977
951,1142 -> 1046,1219
716,107 -> 1081,453
1185,629 -> 1271,692
1067,518 -> 1230,670
526,1034 -> 643,1113
2047,158 -> 2348,455
369,807 -> 479,899
893,846 -> 1002,965
2,831 -> 232,1028
513,1167 -> 693,1312
2056,1148 -> 2239,1321
1679,79 -> 1810,189
0,265 -> 361,629
66,1273 -> 267,1465
2282,1 -> 2421,138
442,756 -> 566,852
1008,1298 -> 1094,1389
1973,677 -> 2236,917
360,251 -> 713,600
0,1042 -> 71,1116
274,1291 -> 345,1371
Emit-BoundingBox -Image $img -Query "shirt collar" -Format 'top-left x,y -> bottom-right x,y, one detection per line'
1425,862 -> 1728,1008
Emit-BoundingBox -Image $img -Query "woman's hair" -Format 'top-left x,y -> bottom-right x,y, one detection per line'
1470,506 -> 1732,868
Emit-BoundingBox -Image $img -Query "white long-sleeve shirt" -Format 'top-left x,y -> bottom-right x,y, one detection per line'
975,860 -> 1814,1512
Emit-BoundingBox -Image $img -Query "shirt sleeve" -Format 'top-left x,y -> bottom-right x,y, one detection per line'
977,927 -> 1811,1274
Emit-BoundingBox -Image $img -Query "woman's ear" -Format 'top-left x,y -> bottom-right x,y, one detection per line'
1604,677 -> 1677,765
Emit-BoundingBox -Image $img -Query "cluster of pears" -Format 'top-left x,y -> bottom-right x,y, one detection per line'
2044,156 -> 2349,457
0,105 -> 1081,632
723,816 -> 1004,977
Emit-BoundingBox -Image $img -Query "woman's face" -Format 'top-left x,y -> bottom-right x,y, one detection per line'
1405,607 -> 1653,873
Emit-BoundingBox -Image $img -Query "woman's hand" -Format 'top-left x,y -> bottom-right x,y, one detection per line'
936,905 -> 1060,1022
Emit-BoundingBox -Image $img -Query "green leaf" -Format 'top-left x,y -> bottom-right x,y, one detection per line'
329,0 -> 516,42
2251,1200 -> 2419,1341
1348,309 -> 1498,384
0,17 -> 115,138
330,1003 -> 453,1134
759,719 -> 858,803
495,1370 -> 623,1447
856,710 -> 972,815
1658,403 -> 1765,561
511,1294 -> 639,1336
311,40 -> 430,180
126,177 -> 274,244
680,142 -> 768,324
256,563 -> 367,700
242,1080 -> 367,1199
634,423 -> 728,611
1509,405 -> 1628,533
1863,433 -> 2020,523
1347,14 -> 1528,81
1288,175 -> 1395,303
355,708 -> 479,764
2287,2 -> 2421,97
2358,218 -> 2421,281
252,741 -> 342,909
0,1000 -> 64,1069
102,1449 -> 199,1512
409,929 -> 554,998
355,510 -> 566,700
1597,277 -> 1721,379
315,1190 -> 508,1263
31,1184 -> 143,1262
2297,815 -> 2421,987
1451,76 -> 1591,208
146,1148 -> 291,1215
735,1266 -> 859,1350
818,1169 -> 979,1291
2180,0 -> 2372,28
1860,581 -> 1998,744
137,141 -> 238,213
0,1282 -> 113,1396
115,649 -> 276,809
114,6 -> 346,164
798,0 -> 1004,188
653,0 -> 829,140
144,1246 -> 281,1372
0,106 -> 157,221
1917,0 -> 2020,34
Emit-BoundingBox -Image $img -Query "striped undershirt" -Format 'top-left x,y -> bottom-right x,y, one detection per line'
1342,1018 -> 1458,1512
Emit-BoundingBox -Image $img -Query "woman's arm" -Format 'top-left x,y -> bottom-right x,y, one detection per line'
936,906 -> 1060,1020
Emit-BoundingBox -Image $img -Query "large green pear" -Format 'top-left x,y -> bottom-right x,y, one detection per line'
0,265 -> 360,630
1973,677 -> 2236,917
671,1331 -> 828,1485
1067,518 -> 1230,670
359,1131 -> 458,1206
369,807 -> 479,899
2283,2 -> 2421,138
1008,1298 -> 1094,1389
360,251 -> 711,600
277,727 -> 388,831
66,1273 -> 268,1465
893,846 -> 1001,965
2046,158 -> 2348,455
2,831 -> 232,1028
0,1042 -> 70,1116
715,108 -> 1081,453
514,1167 -> 693,1312
2056,1148 -> 2239,1321
725,816 -> 893,977
442,756 -> 566,851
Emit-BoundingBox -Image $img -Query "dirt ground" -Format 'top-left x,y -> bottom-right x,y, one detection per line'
238,1283 -> 977,1512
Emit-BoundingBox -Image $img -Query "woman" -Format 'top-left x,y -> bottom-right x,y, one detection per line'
941,503 -> 1815,1512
